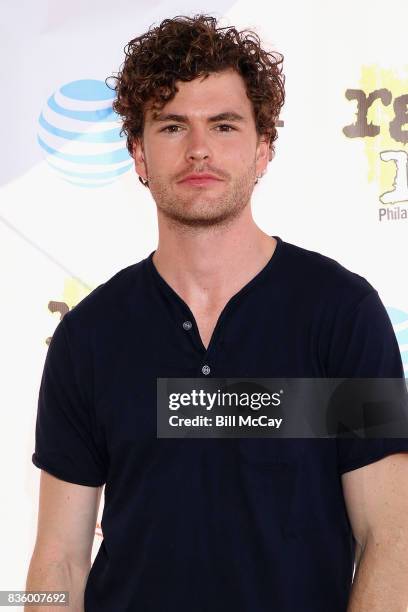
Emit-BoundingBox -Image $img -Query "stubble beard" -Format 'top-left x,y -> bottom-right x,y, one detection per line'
147,162 -> 257,230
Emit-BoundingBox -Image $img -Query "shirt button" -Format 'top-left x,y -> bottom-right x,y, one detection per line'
202,365 -> 211,376
183,320 -> 192,330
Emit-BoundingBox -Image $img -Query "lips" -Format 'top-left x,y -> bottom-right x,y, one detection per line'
178,173 -> 223,186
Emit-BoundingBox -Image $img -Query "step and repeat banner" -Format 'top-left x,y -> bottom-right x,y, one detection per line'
1,0 -> 407,599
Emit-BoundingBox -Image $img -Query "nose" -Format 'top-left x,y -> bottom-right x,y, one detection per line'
184,126 -> 211,163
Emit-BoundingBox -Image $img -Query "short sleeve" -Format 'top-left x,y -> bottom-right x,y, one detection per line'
32,316 -> 107,486
328,289 -> 408,475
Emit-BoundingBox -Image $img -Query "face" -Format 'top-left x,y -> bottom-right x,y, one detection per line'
133,69 -> 269,228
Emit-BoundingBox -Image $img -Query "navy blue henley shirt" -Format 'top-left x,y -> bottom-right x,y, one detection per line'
32,235 -> 408,611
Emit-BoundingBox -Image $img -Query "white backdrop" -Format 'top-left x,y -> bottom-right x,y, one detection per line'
1,0 -> 407,606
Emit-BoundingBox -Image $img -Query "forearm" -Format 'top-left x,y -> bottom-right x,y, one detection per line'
25,550 -> 90,612
347,532 -> 408,611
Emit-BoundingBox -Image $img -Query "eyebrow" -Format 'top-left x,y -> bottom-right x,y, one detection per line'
151,111 -> 246,124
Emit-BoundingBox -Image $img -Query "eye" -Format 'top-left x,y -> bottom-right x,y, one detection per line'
215,124 -> 236,132
160,125 -> 182,133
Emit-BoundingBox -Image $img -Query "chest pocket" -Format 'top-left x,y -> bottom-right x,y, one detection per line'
238,438 -> 311,465
237,438 -> 331,538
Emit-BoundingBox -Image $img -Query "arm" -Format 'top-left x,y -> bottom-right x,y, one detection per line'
342,452 -> 408,611
25,470 -> 103,612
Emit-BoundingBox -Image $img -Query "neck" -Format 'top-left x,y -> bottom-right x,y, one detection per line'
152,209 -> 276,309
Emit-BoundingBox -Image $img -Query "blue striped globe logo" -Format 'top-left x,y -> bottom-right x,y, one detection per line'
387,307 -> 408,376
37,79 -> 132,188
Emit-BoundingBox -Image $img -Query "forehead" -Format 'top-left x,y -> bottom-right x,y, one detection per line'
146,69 -> 254,121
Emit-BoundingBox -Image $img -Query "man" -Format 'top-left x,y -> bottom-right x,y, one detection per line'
27,14 -> 408,612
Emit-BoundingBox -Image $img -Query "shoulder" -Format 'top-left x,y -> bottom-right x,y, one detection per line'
61,257 -> 148,333
278,242 -> 401,376
279,239 -> 377,310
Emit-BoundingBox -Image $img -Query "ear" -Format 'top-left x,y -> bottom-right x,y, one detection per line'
132,137 -> 148,182
255,135 -> 271,176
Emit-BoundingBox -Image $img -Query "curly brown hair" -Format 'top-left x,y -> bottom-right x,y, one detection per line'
108,14 -> 285,164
